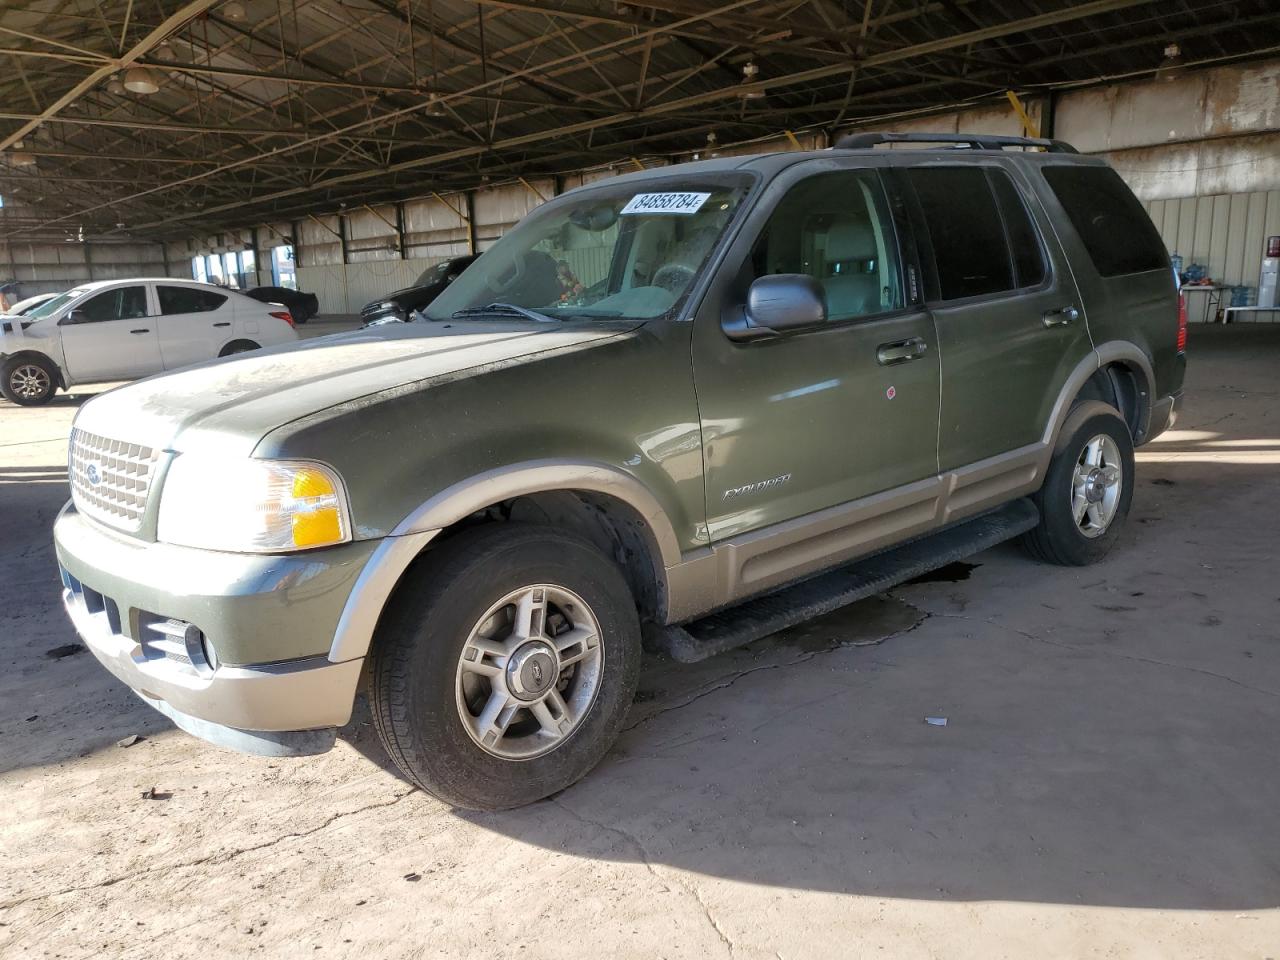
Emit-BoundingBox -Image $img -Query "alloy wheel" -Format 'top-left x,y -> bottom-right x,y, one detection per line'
9,364 -> 51,400
455,584 -> 604,760
1071,433 -> 1123,538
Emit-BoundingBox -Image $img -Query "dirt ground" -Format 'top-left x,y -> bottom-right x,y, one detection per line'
2,325 -> 1278,959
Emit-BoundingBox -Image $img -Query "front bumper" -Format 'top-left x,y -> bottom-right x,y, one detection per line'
54,502 -> 377,752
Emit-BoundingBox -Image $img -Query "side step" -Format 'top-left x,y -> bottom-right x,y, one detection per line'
650,498 -> 1040,664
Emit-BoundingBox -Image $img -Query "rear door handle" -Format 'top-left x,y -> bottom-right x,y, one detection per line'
130,328 -> 150,334
877,337 -> 928,365
1042,305 -> 1080,327
213,321 -> 231,327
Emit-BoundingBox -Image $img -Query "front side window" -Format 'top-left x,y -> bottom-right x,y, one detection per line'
1042,165 -> 1168,278
748,169 -> 904,321
158,285 -> 227,314
75,286 -> 148,323
425,174 -> 753,321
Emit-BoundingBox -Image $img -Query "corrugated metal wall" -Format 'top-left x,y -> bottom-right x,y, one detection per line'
297,258 -> 439,314
1146,190 -> 1280,320
0,240 -> 171,297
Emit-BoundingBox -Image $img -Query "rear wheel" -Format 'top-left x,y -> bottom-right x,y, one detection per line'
371,524 -> 641,810
1,356 -> 57,406
218,339 -> 260,357
1022,401 -> 1134,565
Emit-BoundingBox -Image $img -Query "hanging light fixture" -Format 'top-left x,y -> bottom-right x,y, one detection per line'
739,60 -> 765,100
8,141 -> 36,167
106,76 -> 125,95
123,66 -> 160,94
223,1 -> 248,22
424,94 -> 446,117
1155,42 -> 1185,83
706,131 -> 720,158
155,42 -> 178,61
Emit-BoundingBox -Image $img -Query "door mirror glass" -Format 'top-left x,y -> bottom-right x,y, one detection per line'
723,274 -> 827,341
64,308 -> 90,325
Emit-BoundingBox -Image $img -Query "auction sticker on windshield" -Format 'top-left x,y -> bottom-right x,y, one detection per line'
620,192 -> 711,215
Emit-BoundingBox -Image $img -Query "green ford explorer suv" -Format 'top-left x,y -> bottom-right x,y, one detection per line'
54,132 -> 1184,810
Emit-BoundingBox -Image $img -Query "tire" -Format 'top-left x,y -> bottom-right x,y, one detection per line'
218,339 -> 260,357
1,355 -> 58,406
1022,401 -> 1135,566
371,523 -> 642,810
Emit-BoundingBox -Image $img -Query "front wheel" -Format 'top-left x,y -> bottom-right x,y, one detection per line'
371,524 -> 641,810
1022,401 -> 1135,566
1,356 -> 58,406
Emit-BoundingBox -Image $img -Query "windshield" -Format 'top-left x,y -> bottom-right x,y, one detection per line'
425,173 -> 754,322
23,288 -> 85,322
414,260 -> 455,286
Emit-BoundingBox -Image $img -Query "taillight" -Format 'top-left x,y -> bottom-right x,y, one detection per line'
1176,293 -> 1187,353
270,310 -> 295,328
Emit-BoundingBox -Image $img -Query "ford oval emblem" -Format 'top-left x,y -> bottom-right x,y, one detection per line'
85,462 -> 103,486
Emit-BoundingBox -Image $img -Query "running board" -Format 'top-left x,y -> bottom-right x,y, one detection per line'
650,498 -> 1040,664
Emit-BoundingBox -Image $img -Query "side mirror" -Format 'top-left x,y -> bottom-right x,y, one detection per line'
64,308 -> 89,325
722,274 -> 827,342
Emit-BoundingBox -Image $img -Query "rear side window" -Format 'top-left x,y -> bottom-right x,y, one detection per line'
989,170 -> 1046,288
906,167 -> 1013,300
1042,165 -> 1167,277
158,286 -> 227,314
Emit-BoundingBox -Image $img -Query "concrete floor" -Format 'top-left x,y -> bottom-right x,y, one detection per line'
2,325 -> 1278,958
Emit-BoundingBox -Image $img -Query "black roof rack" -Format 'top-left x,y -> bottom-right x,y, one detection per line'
833,132 -> 1078,154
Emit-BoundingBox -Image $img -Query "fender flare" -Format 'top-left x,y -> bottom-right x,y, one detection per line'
328,459 -> 682,663
1043,342 -> 1155,451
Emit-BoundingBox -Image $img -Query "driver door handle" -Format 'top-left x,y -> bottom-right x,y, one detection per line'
1042,305 -> 1080,327
130,328 -> 151,334
213,321 -> 231,327
877,336 -> 928,365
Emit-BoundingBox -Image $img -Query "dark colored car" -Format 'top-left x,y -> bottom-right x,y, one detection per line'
245,286 -> 320,324
359,255 -> 478,326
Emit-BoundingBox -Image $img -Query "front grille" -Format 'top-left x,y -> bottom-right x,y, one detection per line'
68,428 -> 160,532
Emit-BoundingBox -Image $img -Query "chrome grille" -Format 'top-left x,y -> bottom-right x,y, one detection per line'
68,428 -> 160,532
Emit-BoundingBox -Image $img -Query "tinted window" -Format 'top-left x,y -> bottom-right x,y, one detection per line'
749,170 -> 903,322
989,169 -> 1046,288
77,286 -> 148,323
159,285 -> 227,314
906,167 -> 1013,300
1043,165 -> 1167,277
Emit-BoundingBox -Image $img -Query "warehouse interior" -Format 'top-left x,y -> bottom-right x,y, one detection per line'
2,1 -> 1278,318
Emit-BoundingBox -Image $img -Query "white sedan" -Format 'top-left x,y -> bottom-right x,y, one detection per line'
0,278 -> 299,406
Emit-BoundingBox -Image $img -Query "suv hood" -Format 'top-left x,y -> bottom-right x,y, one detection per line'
73,321 -> 632,458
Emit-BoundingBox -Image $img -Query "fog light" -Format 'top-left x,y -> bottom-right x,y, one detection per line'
201,635 -> 220,672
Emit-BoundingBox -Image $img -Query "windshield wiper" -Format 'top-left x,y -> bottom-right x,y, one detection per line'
451,302 -> 558,323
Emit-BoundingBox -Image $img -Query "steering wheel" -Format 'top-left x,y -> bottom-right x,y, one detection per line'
651,263 -> 696,293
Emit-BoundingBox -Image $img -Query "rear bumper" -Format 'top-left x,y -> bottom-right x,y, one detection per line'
54,502 -> 372,752
1144,390 -> 1183,444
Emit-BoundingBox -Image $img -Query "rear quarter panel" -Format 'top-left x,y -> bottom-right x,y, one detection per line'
1028,160 -> 1184,409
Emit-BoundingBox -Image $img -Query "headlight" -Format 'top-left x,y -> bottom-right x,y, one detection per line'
157,456 -> 351,552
